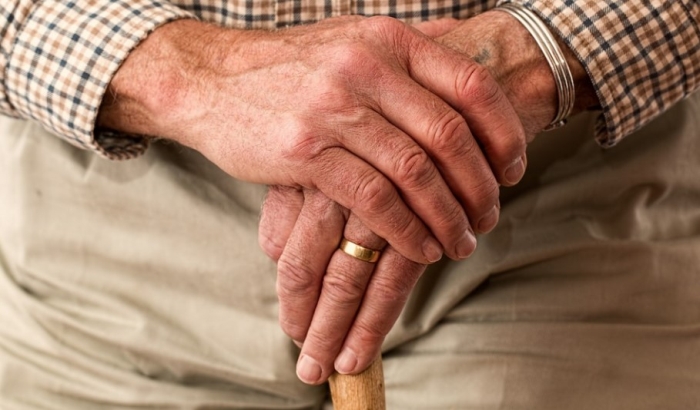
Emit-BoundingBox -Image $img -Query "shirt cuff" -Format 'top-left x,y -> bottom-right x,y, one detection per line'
497,0 -> 700,147
5,1 -> 195,159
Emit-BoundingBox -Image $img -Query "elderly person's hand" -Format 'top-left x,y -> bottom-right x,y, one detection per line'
259,11 -> 599,385
261,187 -> 424,385
98,16 -> 527,265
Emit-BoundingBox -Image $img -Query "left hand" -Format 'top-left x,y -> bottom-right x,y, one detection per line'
260,187 -> 426,385
260,11 -> 598,385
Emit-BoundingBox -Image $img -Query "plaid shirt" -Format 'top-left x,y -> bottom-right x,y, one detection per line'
1,1 -> 698,159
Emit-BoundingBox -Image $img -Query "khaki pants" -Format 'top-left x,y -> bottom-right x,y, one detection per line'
2,94 -> 700,409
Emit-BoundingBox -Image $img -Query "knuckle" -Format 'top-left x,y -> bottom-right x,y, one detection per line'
382,213 -> 423,252
350,173 -> 426,251
321,271 -> 366,307
360,16 -> 414,58
311,75 -> 355,108
482,119 -> 527,164
357,196 -> 423,251
331,43 -> 365,69
432,201 -> 468,233
306,328 -> 342,353
456,64 -> 503,108
470,178 -> 500,210
451,130 -> 480,163
372,274 -> 416,302
362,15 -> 405,35
304,190 -> 337,216
502,128 -> 527,158
352,320 -> 387,346
329,42 -> 380,79
276,257 -> 319,298
280,119 -> 328,162
259,233 -> 284,262
352,172 -> 394,214
393,149 -> 435,192
428,110 -> 470,154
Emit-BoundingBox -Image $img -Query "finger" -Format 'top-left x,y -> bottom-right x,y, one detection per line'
412,18 -> 461,37
401,24 -> 528,186
364,68 -> 500,238
336,110 -> 476,260
259,185 -> 304,262
276,190 -> 346,343
335,246 -> 426,375
296,214 -> 385,385
311,147 -> 443,264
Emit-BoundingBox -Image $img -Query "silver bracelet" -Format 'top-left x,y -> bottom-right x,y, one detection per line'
496,2 -> 575,130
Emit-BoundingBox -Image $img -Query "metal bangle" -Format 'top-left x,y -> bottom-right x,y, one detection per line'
496,2 -> 575,130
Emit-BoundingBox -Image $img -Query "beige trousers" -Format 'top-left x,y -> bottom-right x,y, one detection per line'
1,93 -> 700,409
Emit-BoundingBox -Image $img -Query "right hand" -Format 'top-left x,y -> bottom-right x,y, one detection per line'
98,16 -> 527,263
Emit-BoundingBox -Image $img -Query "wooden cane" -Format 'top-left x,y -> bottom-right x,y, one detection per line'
329,356 -> 386,410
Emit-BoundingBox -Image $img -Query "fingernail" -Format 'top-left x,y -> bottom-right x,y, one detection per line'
297,355 -> 322,384
456,229 -> 477,259
335,349 -> 358,374
505,156 -> 525,185
477,205 -> 499,233
422,237 -> 443,263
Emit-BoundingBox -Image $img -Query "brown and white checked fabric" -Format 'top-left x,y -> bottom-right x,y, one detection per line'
0,0 -> 698,159
506,0 -> 700,147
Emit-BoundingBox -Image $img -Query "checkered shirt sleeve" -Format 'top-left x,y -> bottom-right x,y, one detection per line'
499,0 -> 700,147
0,1 -> 193,159
2,1 -> 699,158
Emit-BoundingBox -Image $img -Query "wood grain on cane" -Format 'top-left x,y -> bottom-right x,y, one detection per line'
329,357 -> 386,410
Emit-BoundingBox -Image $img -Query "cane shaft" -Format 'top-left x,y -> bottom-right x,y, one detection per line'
329,357 -> 385,410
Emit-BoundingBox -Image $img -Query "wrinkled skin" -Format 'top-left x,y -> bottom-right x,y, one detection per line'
259,13 -> 596,385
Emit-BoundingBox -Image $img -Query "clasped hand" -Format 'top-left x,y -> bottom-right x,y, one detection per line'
100,9 -> 563,387
255,17 -> 538,385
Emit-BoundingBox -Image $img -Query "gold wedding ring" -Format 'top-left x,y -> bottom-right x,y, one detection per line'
339,238 -> 381,263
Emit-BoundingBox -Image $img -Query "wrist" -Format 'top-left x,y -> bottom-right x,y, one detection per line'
437,10 -> 598,137
96,19 -> 243,146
